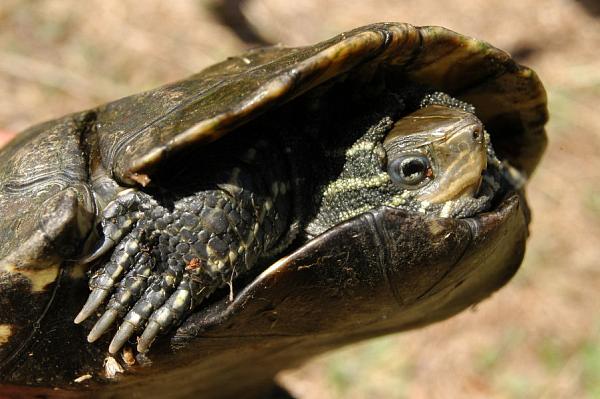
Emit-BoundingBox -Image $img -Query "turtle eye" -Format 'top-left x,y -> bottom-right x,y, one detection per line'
388,154 -> 432,188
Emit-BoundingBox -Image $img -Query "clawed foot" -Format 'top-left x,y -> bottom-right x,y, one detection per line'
75,191 -> 225,353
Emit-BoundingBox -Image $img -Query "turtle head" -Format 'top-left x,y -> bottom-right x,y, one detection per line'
306,101 -> 493,236
383,104 -> 487,206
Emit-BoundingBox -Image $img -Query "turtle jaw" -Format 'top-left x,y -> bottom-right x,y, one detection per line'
415,118 -> 487,205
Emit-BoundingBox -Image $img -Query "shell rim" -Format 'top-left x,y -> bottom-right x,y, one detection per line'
122,22 -> 548,182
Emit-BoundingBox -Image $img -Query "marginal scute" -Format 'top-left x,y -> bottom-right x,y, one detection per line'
0,324 -> 13,345
0,112 -> 94,272
0,188 -> 93,272
2,264 -> 60,293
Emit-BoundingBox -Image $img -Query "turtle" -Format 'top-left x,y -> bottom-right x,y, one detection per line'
0,23 -> 546,398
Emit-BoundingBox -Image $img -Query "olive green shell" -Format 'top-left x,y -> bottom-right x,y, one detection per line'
0,23 -> 547,398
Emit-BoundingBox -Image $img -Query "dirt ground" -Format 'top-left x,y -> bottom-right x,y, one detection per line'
0,1 -> 599,398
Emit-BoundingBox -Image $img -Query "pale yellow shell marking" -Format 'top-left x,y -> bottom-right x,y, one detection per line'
69,262 -> 87,279
0,324 -> 13,345
1,263 -> 60,292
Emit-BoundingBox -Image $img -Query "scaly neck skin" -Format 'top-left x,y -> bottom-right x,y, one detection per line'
304,95 -> 495,236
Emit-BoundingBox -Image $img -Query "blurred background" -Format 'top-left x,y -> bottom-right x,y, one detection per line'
0,0 -> 599,397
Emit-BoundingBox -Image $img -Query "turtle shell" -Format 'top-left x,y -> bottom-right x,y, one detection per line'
0,23 -> 547,398
98,23 -> 546,185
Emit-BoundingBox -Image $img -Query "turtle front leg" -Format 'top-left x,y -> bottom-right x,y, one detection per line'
76,180 -> 290,354
111,189 -> 267,354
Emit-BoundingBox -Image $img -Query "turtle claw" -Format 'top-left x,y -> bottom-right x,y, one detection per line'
85,252 -> 156,342
109,321 -> 136,354
137,320 -> 161,353
75,288 -> 109,324
77,229 -> 146,324
83,189 -> 152,263
104,276 -> 175,353
82,237 -> 116,263
87,308 -> 119,342
136,280 -> 195,353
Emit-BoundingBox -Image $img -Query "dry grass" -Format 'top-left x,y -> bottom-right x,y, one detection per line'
1,1 -> 598,398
